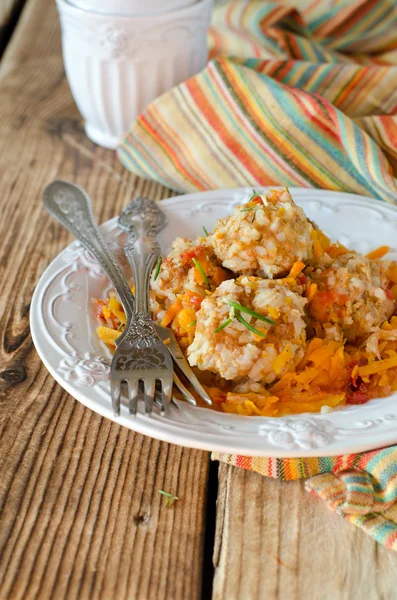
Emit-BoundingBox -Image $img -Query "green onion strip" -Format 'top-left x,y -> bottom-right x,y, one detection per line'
192,258 -> 211,289
153,256 -> 162,281
227,300 -> 276,325
215,302 -> 276,337
235,312 -> 268,338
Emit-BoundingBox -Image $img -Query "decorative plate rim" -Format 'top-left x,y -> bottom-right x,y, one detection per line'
31,187 -> 397,457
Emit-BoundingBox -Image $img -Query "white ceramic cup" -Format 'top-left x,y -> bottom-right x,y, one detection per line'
56,0 -> 212,149
66,0 -> 197,17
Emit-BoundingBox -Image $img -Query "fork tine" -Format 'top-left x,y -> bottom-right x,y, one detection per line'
129,380 -> 139,416
161,380 -> 173,415
111,379 -> 121,417
155,330 -> 212,406
144,379 -> 156,415
173,372 -> 196,406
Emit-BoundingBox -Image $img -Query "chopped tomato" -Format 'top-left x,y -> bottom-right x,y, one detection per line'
186,289 -> 203,308
296,274 -> 307,285
310,290 -> 337,323
96,300 -> 106,319
337,294 -> 349,306
346,391 -> 370,405
180,247 -> 205,264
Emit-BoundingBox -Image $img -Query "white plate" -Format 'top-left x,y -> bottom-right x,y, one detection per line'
31,187 -> 397,457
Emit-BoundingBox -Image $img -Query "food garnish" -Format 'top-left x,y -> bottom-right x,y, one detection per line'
240,204 -> 260,213
159,490 -> 179,508
366,246 -> 389,260
227,300 -> 276,325
215,307 -> 236,332
203,225 -> 209,236
192,257 -> 211,289
235,311 -> 268,338
154,256 -> 162,280
214,303 -> 273,338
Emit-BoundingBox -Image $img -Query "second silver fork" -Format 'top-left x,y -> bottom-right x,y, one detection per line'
114,197 -> 174,415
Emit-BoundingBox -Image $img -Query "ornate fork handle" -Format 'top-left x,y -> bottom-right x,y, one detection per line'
124,228 -> 159,318
119,196 -> 164,321
43,181 -> 135,322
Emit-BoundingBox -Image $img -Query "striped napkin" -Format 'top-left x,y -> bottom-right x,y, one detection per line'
212,449 -> 397,550
118,0 -> 397,201
118,0 -> 397,548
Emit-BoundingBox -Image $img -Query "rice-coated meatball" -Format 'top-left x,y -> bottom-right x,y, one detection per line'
150,236 -> 230,309
209,189 -> 314,278
309,251 -> 395,342
187,277 -> 307,384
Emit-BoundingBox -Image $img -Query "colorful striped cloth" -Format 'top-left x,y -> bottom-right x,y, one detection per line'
118,0 -> 397,202
212,449 -> 397,549
118,0 -> 397,548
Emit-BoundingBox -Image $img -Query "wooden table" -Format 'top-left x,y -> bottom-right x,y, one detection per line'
1,1 -> 397,598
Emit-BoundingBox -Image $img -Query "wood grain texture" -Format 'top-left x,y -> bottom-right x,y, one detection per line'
0,0 -> 21,28
213,464 -> 397,600
0,0 -> 209,598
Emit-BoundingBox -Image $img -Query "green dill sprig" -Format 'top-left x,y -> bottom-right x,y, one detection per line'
214,307 -> 235,333
215,302 -> 276,337
192,258 -> 211,289
203,225 -> 209,236
154,256 -> 162,281
240,204 -> 260,213
227,301 -> 276,325
240,189 -> 261,212
235,312 -> 267,338
159,490 -> 179,508
187,319 -> 197,328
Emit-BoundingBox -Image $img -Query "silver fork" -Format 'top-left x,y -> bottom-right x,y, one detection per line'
119,198 -> 213,408
115,198 -> 174,415
42,181 -> 195,414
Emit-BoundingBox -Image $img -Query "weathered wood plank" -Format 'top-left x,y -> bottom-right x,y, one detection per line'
0,0 -> 209,598
0,0 -> 24,57
213,463 -> 397,600
0,0 -> 20,29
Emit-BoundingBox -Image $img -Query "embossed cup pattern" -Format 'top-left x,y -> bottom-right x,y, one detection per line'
56,0 -> 212,149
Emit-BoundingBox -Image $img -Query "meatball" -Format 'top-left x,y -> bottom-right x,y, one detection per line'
308,251 -> 395,342
187,277 -> 307,384
209,189 -> 314,278
150,236 -> 230,310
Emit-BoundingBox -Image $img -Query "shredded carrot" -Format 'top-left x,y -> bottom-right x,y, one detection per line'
327,244 -> 348,258
305,282 -> 318,303
272,345 -> 293,375
178,308 -> 196,331
386,264 -> 397,284
313,239 -> 324,261
358,356 -> 397,377
366,245 -> 390,260
311,229 -> 331,251
288,261 -> 305,279
161,299 -> 183,327
97,326 -> 121,346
